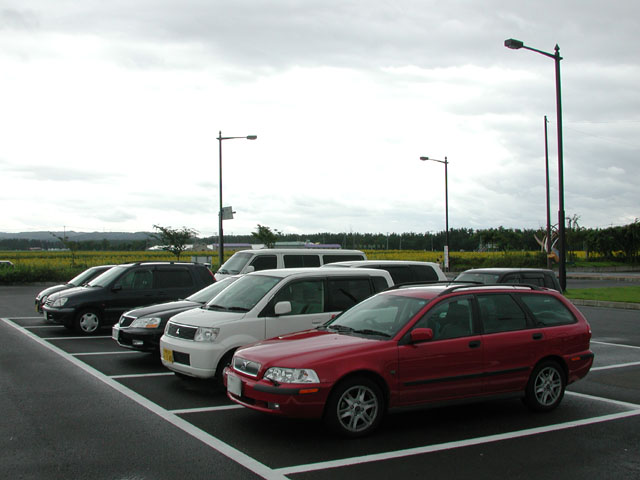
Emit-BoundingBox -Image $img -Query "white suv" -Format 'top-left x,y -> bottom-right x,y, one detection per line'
160,267 -> 393,382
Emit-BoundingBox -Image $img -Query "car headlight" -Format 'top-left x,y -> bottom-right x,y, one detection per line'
52,297 -> 69,307
194,327 -> 219,342
263,367 -> 320,384
130,317 -> 162,329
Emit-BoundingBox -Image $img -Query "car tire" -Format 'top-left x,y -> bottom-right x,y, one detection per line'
214,350 -> 235,389
323,376 -> 384,437
75,309 -> 102,335
524,360 -> 566,412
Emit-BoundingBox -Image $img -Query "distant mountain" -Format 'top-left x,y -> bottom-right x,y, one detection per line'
0,231 -> 156,241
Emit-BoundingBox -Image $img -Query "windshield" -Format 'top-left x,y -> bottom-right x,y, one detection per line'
205,274 -> 282,312
69,267 -> 107,286
455,272 -> 500,284
217,252 -> 252,274
187,276 -> 239,303
87,265 -> 128,287
326,293 -> 430,338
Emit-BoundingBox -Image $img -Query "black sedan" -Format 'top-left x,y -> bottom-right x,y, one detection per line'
111,275 -> 239,352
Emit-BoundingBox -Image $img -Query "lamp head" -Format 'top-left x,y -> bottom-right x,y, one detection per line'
419,156 -> 429,161
246,135 -> 257,140
504,38 -> 524,49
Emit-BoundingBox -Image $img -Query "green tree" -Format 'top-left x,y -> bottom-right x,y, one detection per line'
251,224 -> 280,248
152,225 -> 198,260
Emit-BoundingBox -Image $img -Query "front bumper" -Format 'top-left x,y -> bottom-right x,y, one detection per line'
159,335 -> 224,379
112,324 -> 162,352
42,306 -> 76,325
224,367 -> 330,419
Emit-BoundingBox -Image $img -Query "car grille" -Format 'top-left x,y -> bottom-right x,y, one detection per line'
119,315 -> 135,327
165,322 -> 197,340
233,356 -> 261,377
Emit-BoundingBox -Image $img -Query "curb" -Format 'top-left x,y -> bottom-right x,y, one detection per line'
570,299 -> 640,310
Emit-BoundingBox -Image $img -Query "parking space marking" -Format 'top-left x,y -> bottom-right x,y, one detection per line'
592,340 -> 640,350
71,351 -> 143,356
25,324 -> 65,328
43,335 -> 111,340
591,360 -> 640,371
170,405 -> 244,414
275,407 -> 640,477
567,391 -> 640,409
1,317 -> 287,480
110,372 -> 174,379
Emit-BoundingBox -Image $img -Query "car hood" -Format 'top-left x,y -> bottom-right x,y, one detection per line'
168,306 -> 246,327
124,300 -> 201,319
48,285 -> 93,300
37,284 -> 71,298
236,330 -> 380,367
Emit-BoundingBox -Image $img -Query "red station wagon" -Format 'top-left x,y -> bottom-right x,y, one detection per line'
224,283 -> 594,437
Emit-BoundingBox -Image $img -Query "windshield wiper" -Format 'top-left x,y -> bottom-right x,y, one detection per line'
205,304 -> 228,311
327,324 -> 355,333
351,329 -> 391,338
227,306 -> 250,312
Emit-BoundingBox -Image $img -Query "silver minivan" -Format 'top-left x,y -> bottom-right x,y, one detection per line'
214,248 -> 366,281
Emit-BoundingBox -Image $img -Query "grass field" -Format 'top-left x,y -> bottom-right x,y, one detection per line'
565,286 -> 640,304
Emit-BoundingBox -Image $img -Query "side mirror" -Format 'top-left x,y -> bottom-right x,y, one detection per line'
410,328 -> 434,343
274,301 -> 292,316
112,284 -> 122,292
244,266 -> 255,273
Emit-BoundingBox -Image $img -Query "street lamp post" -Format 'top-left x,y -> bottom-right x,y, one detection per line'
217,131 -> 257,269
543,116 -> 552,269
419,156 -> 449,271
504,38 -> 566,291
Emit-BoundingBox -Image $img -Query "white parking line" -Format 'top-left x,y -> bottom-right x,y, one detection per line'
43,336 -> 111,340
25,324 -> 65,328
592,340 -> 640,350
71,351 -> 142,356
1,317 -> 287,480
111,372 -> 174,379
591,361 -> 640,372
567,391 -> 640,409
275,408 -> 640,476
170,405 -> 244,414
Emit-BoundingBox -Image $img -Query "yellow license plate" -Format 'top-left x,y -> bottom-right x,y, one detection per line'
162,348 -> 174,363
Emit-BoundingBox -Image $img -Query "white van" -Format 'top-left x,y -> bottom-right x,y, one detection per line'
322,260 -> 447,284
160,267 -> 392,382
214,248 -> 366,281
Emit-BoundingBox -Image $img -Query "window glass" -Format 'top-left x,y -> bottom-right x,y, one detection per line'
283,255 -> 320,268
382,266 -> 413,284
328,294 -> 429,338
454,272 -> 500,284
88,265 -> 128,287
205,274 -> 282,311
371,276 -> 390,293
271,280 -> 324,315
250,255 -> 277,271
522,274 -> 545,287
219,252 -> 252,274
543,274 -> 559,289
326,278 -> 372,311
519,294 -> 576,326
410,265 -> 439,281
323,254 -> 365,264
119,269 -> 153,290
156,268 -> 194,288
477,294 -> 528,333
502,274 -> 521,285
414,297 -> 473,340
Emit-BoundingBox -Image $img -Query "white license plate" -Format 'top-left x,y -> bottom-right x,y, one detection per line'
111,326 -> 119,341
227,373 -> 242,397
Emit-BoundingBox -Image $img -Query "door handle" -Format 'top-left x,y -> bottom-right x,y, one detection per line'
468,340 -> 481,348
532,333 -> 543,340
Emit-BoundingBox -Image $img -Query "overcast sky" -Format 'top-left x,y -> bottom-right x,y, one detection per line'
1,1 -> 638,238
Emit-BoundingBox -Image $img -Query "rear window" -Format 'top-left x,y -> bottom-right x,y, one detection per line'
372,276 -> 390,292
519,294 -> 576,326
410,265 -> 439,281
382,266 -> 413,284
477,294 -> 528,333
323,254 -> 365,264
283,254 -> 321,268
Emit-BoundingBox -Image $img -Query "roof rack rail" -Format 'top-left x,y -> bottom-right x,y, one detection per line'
386,280 -> 482,291
436,283 -> 546,297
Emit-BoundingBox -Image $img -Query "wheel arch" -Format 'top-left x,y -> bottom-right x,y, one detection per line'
533,355 -> 569,383
323,369 -> 390,416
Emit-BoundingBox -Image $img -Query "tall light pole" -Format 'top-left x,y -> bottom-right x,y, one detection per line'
217,131 -> 257,269
504,38 -> 566,291
543,115 -> 552,269
419,156 -> 449,271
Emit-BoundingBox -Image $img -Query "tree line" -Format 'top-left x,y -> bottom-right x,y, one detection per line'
1,221 -> 637,262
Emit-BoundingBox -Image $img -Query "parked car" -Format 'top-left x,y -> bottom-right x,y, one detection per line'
224,283 -> 593,437
112,275 -> 240,352
454,268 -> 562,292
35,265 -> 114,313
214,248 -> 366,281
160,267 -> 393,384
43,262 -> 214,335
322,260 -> 447,284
